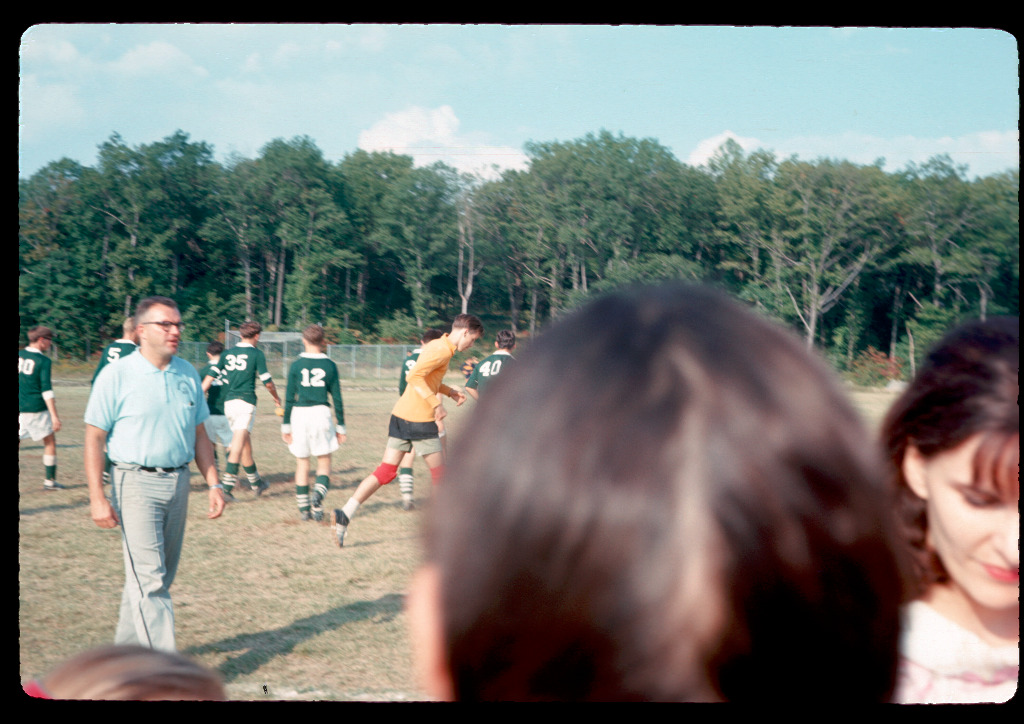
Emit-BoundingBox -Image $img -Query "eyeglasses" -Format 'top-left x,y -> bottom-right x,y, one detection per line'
141,321 -> 186,332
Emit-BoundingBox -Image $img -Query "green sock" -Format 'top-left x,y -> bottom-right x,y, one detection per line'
398,468 -> 414,497
244,464 -> 260,486
313,475 -> 330,505
223,461 -> 239,491
296,484 -> 310,513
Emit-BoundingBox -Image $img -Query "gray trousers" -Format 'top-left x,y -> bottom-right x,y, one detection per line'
110,464 -> 191,652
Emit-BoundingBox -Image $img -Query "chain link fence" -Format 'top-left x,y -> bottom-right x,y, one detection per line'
178,339 -> 419,388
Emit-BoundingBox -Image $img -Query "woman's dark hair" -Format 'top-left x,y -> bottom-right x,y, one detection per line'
881,316 -> 1019,598
425,283 -> 907,702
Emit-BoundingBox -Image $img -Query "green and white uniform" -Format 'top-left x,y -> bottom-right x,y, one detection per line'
398,346 -> 423,396
91,339 -> 137,385
282,352 -> 345,516
282,352 -> 345,454
19,344 -> 58,485
218,342 -> 273,406
199,361 -> 232,448
19,346 -> 55,438
215,341 -> 274,493
465,350 -> 515,396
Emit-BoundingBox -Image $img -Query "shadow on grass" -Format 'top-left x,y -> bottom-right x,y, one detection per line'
182,593 -> 405,682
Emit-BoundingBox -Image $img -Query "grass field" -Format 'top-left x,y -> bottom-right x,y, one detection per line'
18,369 -> 900,701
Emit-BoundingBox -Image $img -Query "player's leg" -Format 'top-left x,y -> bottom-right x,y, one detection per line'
293,455 -> 311,520
42,431 -> 63,490
240,436 -> 267,496
222,429 -> 248,500
332,444 -> 405,547
310,454 -> 332,522
398,450 -> 416,510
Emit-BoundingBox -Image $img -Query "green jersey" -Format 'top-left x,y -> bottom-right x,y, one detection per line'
216,342 -> 273,405
19,346 -> 53,413
199,361 -> 227,416
91,340 -> 137,385
398,347 -> 422,397
283,353 -> 344,427
465,350 -> 515,396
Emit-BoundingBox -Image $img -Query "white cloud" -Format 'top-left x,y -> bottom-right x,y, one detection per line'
358,105 -> 529,179
109,41 -> 208,78
20,34 -> 84,67
18,74 -> 85,142
686,130 -> 763,167
688,129 -> 1019,178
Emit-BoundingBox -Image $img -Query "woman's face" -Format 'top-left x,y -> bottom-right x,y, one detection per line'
904,434 -> 1019,614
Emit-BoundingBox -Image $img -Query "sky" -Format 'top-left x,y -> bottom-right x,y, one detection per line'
18,24 -> 1019,182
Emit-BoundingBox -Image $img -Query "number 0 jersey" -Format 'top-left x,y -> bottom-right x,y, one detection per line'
282,353 -> 345,428
19,346 -> 54,413
465,350 -> 515,396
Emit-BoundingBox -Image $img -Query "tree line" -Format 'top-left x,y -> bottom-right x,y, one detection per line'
19,129 -> 1018,381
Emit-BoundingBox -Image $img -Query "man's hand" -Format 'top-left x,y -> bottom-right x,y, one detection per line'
449,388 -> 467,406
208,486 -> 226,519
337,432 -> 347,445
51,416 -> 62,433
91,497 -> 119,529
282,432 -> 293,445
434,404 -> 448,423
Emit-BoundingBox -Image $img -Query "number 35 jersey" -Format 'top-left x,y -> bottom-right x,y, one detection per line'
216,342 -> 273,406
283,352 -> 344,427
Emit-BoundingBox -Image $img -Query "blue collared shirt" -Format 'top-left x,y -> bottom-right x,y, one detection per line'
85,352 -> 210,468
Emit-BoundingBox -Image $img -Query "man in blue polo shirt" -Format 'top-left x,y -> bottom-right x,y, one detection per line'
85,295 -> 226,652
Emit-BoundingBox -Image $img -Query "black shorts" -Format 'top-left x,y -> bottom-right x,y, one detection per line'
388,415 -> 439,441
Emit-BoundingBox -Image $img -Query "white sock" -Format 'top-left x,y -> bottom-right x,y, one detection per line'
342,498 -> 360,520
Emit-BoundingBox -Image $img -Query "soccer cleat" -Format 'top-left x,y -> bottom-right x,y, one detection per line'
401,497 -> 415,511
254,479 -> 269,497
300,510 -> 312,522
332,508 -> 349,547
43,480 -> 65,491
221,489 -> 236,502
310,490 -> 323,508
311,506 -> 324,522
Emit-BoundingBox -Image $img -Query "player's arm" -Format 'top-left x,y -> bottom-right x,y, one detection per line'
39,359 -> 61,432
255,350 -> 281,407
281,365 -> 298,444
85,424 -> 118,528
329,364 -> 347,444
194,424 -> 225,519
465,387 -> 479,401
201,373 -> 215,394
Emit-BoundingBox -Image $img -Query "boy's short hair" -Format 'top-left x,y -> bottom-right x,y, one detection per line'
452,314 -> 484,337
28,326 -> 54,343
422,328 -> 445,344
239,321 -> 262,339
303,324 -> 326,347
206,341 -> 224,356
495,330 -> 516,350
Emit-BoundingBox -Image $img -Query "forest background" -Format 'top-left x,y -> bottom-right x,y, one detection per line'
19,129 -> 1019,385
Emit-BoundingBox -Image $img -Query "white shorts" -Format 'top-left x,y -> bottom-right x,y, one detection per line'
224,399 -> 256,432
204,414 -> 234,447
19,411 -> 54,441
287,405 -> 339,459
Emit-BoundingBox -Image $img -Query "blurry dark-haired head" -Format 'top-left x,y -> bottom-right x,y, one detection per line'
409,282 -> 907,702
